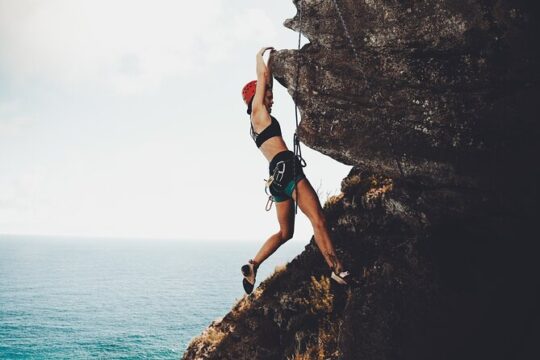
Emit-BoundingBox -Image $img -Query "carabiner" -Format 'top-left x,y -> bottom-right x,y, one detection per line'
265,195 -> 274,211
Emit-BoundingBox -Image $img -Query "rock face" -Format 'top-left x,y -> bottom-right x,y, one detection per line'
183,1 -> 539,359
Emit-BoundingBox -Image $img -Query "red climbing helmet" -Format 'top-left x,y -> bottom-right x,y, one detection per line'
241,80 -> 257,105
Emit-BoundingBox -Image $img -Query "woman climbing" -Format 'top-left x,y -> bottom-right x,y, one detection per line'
240,47 -> 351,294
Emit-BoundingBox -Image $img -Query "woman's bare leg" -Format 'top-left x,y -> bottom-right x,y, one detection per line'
293,178 -> 344,273
252,199 -> 295,267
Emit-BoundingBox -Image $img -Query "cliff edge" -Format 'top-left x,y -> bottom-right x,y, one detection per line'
183,1 -> 539,359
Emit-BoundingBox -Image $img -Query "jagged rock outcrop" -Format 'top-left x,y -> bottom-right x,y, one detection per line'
183,1 -> 539,359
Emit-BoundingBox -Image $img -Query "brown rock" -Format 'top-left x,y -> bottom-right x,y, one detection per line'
183,1 -> 539,359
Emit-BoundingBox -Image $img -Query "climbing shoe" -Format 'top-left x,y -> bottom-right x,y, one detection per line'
331,270 -> 351,285
241,259 -> 258,294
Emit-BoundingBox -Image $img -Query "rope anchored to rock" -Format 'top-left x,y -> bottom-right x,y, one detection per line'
292,0 -> 307,215
330,0 -> 405,177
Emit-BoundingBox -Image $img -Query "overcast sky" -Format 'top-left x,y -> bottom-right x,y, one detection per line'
0,0 -> 351,241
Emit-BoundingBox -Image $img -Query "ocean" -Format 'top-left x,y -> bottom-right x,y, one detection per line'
0,235 -> 306,359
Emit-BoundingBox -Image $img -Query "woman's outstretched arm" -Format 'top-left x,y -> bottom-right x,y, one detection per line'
252,47 -> 274,119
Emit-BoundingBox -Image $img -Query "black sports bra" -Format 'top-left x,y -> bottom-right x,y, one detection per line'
250,116 -> 282,148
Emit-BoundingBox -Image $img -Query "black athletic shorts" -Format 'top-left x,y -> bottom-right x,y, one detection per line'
268,150 -> 305,202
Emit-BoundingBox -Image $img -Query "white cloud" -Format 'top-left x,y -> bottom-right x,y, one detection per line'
0,170 -> 41,225
0,0 -> 234,94
0,114 -> 32,136
0,100 -> 33,136
199,7 -> 278,64
0,1 -> 282,94
232,8 -> 277,42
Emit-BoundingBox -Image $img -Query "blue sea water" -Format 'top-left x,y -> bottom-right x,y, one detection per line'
0,235 -> 306,359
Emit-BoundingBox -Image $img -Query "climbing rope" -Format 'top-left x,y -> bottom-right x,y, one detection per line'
292,0 -> 307,214
330,0 -> 405,177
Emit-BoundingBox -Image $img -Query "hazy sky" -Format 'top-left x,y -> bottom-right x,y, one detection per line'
0,0 -> 351,241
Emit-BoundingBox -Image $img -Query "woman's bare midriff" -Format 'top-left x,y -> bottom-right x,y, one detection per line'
259,136 -> 289,162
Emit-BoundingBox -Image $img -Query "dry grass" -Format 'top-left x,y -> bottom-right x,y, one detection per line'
324,193 -> 344,209
202,326 -> 226,347
296,275 -> 334,315
286,275 -> 343,360
365,177 -> 393,202
231,285 -> 264,316
341,174 -> 362,193
287,344 -> 319,360
307,275 -> 333,314
287,319 -> 342,360
274,262 -> 288,274
232,294 -> 251,314
186,321 -> 229,355
231,262 -> 289,316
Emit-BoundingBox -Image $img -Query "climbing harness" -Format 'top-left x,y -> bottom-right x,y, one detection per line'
331,0 -> 405,177
264,160 -> 287,211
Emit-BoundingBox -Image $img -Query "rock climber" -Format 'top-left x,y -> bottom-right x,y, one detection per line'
240,47 -> 351,294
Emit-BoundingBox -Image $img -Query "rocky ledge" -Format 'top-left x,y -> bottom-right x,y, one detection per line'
183,1 -> 539,359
